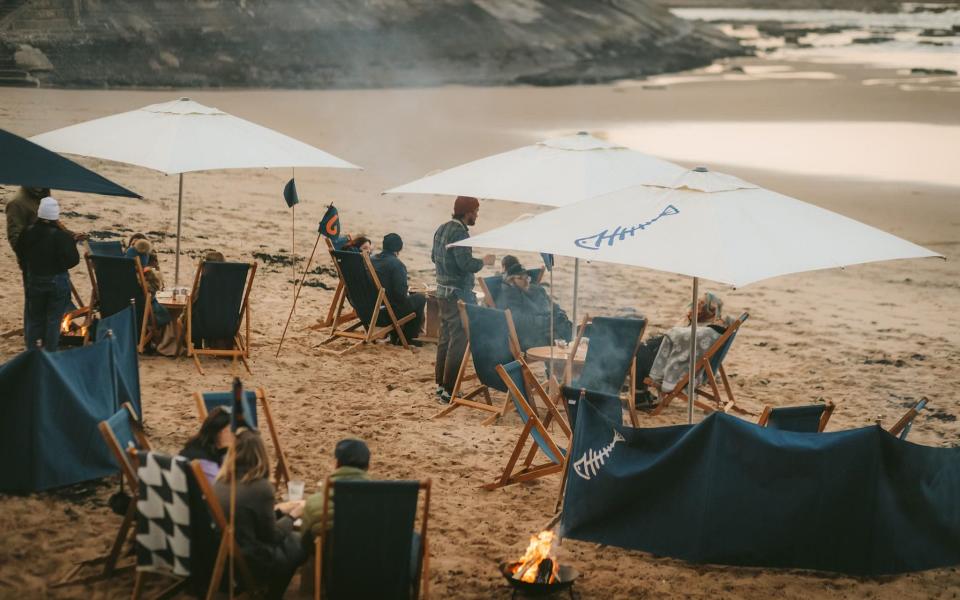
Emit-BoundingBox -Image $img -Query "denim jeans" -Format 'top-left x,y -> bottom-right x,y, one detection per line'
25,272 -> 70,351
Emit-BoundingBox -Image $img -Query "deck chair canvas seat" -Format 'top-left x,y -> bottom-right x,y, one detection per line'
313,237 -> 359,330
186,260 -> 257,374
559,315 -> 646,428
434,302 -> 522,425
54,403 -> 150,588
194,388 -> 290,488
758,402 -> 836,433
88,239 -> 125,256
312,478 -> 431,600
645,312 -> 750,416
87,254 -> 156,353
320,250 -> 415,355
485,360 -> 571,491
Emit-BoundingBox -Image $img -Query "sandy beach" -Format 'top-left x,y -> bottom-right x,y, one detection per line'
0,55 -> 958,598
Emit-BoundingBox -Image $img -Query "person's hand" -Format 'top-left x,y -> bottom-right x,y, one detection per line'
276,499 -> 305,518
482,254 -> 496,266
73,232 -> 89,242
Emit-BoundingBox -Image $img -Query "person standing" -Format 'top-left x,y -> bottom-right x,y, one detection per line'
431,196 -> 495,403
15,197 -> 80,351
5,186 -> 50,253
371,233 -> 426,346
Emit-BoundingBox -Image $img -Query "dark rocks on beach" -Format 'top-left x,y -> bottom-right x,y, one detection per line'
0,0 -> 744,89
919,28 -> 956,37
910,67 -> 959,76
852,36 -> 895,44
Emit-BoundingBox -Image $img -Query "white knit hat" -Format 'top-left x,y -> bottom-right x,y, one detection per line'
37,196 -> 60,221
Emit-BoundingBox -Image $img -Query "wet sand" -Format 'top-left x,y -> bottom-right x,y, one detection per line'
0,57 -> 958,598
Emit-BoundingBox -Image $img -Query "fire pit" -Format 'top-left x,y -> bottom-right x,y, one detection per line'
500,530 -> 579,598
58,311 -> 89,347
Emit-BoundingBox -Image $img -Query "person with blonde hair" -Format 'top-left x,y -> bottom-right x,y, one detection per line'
214,430 -> 304,599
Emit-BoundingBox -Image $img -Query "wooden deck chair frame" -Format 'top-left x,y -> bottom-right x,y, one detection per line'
433,301 -> 523,426
319,251 -> 415,356
188,460 -> 263,600
644,312 -> 749,417
185,260 -> 257,375
887,399 -> 928,439
312,478 -> 432,600
53,403 -> 150,588
128,447 -> 191,600
477,276 -> 498,308
559,313 -> 643,428
312,237 -> 359,330
485,360 -> 571,490
758,401 -> 836,432
193,387 -> 291,488
85,253 -> 157,353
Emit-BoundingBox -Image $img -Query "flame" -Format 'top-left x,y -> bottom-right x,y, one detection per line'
510,530 -> 559,584
60,314 -> 87,337
60,314 -> 73,334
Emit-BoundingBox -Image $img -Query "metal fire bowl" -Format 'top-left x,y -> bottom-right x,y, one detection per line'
499,561 -> 579,597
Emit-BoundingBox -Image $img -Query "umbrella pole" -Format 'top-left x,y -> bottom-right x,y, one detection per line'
571,258 -> 580,340
549,267 -> 555,394
687,277 -> 699,424
174,173 -> 184,287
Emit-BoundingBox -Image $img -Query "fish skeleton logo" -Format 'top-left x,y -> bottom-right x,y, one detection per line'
574,204 -> 679,250
573,429 -> 626,481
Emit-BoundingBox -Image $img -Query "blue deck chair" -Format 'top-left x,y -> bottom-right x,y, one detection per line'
88,240 -> 125,256
312,478 -> 431,600
888,399 -> 928,441
758,402 -> 836,433
192,387 -> 290,487
321,250 -> 415,355
434,302 -> 523,426
479,269 -> 545,308
54,403 -> 149,589
316,237 -> 359,329
95,304 -> 142,418
559,315 -> 647,428
485,360 -> 569,490
186,260 -> 257,374
87,254 -> 155,353
647,312 -> 750,416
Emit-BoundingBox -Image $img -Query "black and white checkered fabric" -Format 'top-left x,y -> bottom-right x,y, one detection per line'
135,452 -> 191,576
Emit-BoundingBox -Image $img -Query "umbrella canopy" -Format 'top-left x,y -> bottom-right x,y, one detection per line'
30,97 -> 360,284
30,97 -> 359,174
0,128 -> 140,198
383,131 -> 687,207
451,168 -> 940,288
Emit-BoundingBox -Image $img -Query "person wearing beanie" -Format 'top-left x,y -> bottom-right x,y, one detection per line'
430,196 -> 496,402
15,196 -> 81,351
299,438 -> 371,543
371,233 -> 426,346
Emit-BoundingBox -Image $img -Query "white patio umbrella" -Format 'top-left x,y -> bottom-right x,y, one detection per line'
452,167 -> 942,422
31,97 -> 360,284
383,131 -> 689,327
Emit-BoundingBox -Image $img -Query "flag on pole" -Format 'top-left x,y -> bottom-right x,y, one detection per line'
541,252 -> 555,271
230,377 -> 257,432
318,204 -> 341,239
283,178 -> 299,208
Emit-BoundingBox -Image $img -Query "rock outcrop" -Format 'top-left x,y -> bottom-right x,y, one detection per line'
0,0 -> 743,88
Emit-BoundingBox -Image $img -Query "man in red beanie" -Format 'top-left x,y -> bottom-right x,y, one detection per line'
431,196 -> 495,403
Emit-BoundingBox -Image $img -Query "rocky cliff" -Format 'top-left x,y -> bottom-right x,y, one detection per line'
0,0 -> 743,88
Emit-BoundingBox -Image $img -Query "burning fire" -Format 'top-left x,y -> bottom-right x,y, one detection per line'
60,313 -> 88,337
510,530 -> 559,584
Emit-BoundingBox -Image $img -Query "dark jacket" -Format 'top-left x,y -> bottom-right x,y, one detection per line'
5,189 -> 40,253
214,477 -> 298,568
431,218 -> 483,298
16,221 -> 80,276
371,251 -> 413,313
496,282 -> 573,350
179,439 -> 226,466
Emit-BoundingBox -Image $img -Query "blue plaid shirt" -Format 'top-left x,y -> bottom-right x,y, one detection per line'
431,218 -> 484,298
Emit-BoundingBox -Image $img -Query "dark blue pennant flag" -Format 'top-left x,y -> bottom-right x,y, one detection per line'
318,204 -> 341,239
231,377 -> 257,432
283,178 -> 299,208
541,252 -> 555,272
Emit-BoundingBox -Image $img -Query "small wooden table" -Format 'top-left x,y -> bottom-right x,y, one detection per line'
156,290 -> 189,356
525,344 -> 588,371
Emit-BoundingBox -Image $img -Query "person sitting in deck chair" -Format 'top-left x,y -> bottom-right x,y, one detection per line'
341,235 -> 372,253
635,292 -> 730,407
495,261 -> 572,351
215,430 -> 305,600
500,255 -> 520,279
371,233 -> 426,346
180,406 -> 234,482
297,438 -> 371,547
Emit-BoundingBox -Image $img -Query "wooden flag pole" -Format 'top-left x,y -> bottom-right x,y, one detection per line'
290,168 -> 296,308
276,230 -> 323,357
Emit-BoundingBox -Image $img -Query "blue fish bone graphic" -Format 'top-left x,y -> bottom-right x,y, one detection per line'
574,204 -> 679,250
573,429 -> 626,480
